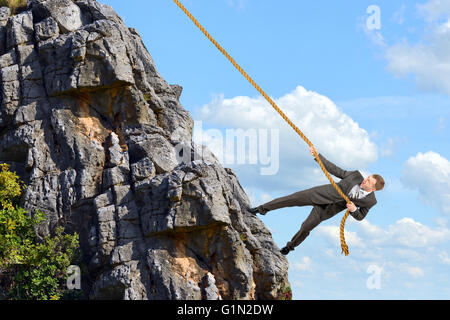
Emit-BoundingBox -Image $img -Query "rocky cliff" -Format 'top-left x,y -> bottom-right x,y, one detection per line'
0,0 -> 290,299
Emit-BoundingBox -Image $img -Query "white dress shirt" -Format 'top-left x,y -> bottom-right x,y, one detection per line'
347,184 -> 372,212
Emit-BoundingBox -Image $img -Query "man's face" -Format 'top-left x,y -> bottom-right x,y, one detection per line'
361,175 -> 377,192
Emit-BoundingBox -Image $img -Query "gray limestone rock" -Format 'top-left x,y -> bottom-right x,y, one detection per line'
34,17 -> 59,41
6,11 -> 34,49
31,0 -> 83,33
0,0 -> 290,300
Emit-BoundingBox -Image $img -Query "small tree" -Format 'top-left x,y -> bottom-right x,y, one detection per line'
0,163 -> 81,300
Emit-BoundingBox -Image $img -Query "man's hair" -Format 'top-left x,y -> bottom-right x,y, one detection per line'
372,174 -> 385,191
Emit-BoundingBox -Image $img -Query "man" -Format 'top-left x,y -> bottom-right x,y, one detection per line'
248,146 -> 385,255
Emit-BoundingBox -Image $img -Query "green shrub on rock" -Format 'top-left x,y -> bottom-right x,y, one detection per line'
0,163 -> 81,300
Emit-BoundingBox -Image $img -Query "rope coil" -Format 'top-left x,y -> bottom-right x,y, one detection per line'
174,0 -> 351,255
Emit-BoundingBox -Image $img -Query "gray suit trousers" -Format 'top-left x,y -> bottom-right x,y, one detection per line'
257,189 -> 322,250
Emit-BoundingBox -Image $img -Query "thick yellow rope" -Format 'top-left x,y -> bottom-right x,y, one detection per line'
173,0 -> 352,255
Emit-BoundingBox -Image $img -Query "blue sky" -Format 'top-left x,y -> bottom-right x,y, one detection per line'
102,0 -> 450,299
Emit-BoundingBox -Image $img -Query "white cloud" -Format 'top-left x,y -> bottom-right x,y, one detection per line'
314,217 -> 450,254
243,187 -> 273,208
316,225 -> 366,249
292,216 -> 450,298
438,251 -> 450,264
380,137 -> 397,157
355,217 -> 450,248
386,218 -> 450,247
399,264 -> 425,278
436,116 -> 445,133
435,217 -> 449,227
361,0 -> 450,95
355,219 -> 386,239
417,0 -> 450,22
394,248 -> 424,260
365,28 -> 387,48
385,34 -> 450,95
260,192 -> 273,204
392,4 -> 407,25
401,151 -> 450,215
197,86 -> 378,167
194,86 -> 378,193
292,256 -> 313,272
379,0 -> 450,95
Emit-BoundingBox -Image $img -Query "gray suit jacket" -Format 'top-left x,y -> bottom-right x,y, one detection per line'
311,154 -> 377,221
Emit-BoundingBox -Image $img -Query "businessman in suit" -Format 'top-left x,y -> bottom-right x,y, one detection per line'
248,146 -> 385,255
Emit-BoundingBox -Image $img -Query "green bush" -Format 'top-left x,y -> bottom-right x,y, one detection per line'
0,163 -> 81,300
0,0 -> 27,15
279,286 -> 292,300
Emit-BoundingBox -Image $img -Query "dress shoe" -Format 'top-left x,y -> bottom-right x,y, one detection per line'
248,207 -> 266,215
280,246 -> 291,255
